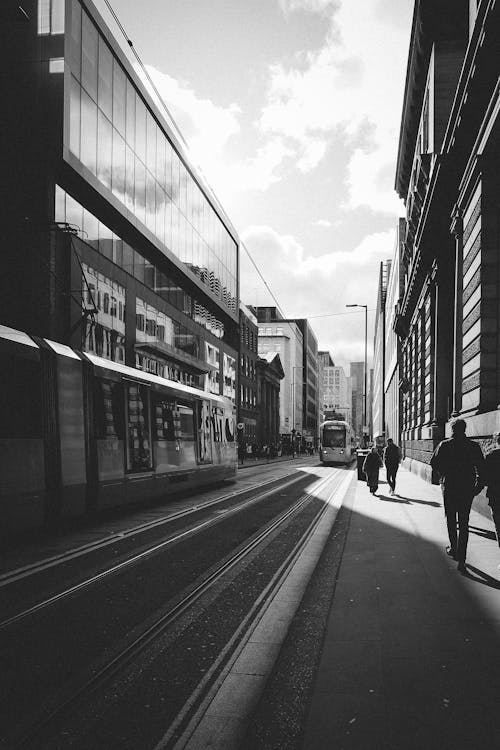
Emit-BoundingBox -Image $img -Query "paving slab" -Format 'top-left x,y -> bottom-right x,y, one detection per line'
302,465 -> 500,750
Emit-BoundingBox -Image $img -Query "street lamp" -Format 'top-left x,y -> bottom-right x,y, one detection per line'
346,303 -> 368,445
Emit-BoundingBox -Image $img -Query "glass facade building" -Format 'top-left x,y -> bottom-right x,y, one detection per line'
1,0 -> 240,399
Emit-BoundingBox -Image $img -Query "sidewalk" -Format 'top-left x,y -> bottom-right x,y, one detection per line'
303,465 -> 500,750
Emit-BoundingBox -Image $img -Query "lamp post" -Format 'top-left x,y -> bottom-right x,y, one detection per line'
346,304 -> 368,445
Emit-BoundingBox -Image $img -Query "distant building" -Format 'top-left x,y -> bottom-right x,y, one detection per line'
256,353 -> 284,448
238,304 -> 258,445
372,260 -> 391,446
318,351 -> 334,423
320,363 -> 352,425
384,220 -> 406,446
350,361 -> 365,439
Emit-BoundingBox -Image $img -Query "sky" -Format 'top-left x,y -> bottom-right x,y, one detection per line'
96,0 -> 414,372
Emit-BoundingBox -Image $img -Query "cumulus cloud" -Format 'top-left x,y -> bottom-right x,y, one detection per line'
313,219 -> 333,227
260,0 -> 411,212
240,224 -> 395,367
278,0 -> 339,16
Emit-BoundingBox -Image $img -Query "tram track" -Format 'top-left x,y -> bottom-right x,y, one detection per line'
8,470 -> 342,750
0,469 -> 315,627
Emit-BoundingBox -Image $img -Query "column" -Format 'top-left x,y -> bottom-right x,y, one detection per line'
450,208 -> 463,416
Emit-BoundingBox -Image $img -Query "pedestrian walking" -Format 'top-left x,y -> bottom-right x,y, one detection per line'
483,431 -> 500,567
363,446 -> 383,495
430,418 -> 485,573
383,438 -> 402,495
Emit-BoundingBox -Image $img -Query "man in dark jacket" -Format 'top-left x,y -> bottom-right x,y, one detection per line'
430,419 -> 484,573
483,431 -> 500,566
383,438 -> 402,495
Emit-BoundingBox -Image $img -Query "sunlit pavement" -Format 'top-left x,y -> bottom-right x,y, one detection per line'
303,465 -> 500,750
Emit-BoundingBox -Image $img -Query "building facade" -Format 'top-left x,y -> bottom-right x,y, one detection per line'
384,220 -> 406,446
318,350 -> 334,423
255,309 -> 304,447
238,304 -> 258,444
350,361 -> 365,441
1,0 -> 239,400
320,364 -> 352,425
394,0 -> 500,481
372,260 -> 391,446
256,353 -> 284,449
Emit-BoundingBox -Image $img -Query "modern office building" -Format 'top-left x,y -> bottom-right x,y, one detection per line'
394,0 -> 500,481
317,351 -> 334,423
372,260 -> 391,447
1,1 -> 239,399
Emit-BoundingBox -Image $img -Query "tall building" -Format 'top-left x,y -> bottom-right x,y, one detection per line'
384,220 -> 406,445
238,304 -> 258,445
255,311 -> 303,443
320,362 -> 352,424
255,308 -> 319,449
1,0 -> 239,398
318,350 -> 334,423
372,259 -> 391,446
394,0 -> 500,482
350,361 -> 365,440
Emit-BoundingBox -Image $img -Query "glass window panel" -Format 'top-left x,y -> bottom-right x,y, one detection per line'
145,170 -> 156,233
134,251 -> 145,284
83,208 -> 99,248
171,150 -> 180,205
171,203 -> 180,256
55,184 -> 65,222
98,219 -> 113,260
69,75 -> 81,157
145,261 -> 155,289
157,132 -> 166,186
97,38 -> 112,120
146,112 -> 156,174
66,192 -> 83,232
112,234 -> 123,266
112,61 -> 126,136
165,141 -> 172,197
155,184 -> 165,244
178,214 -> 186,261
69,0 -> 81,79
164,197 -> 172,249
125,79 -> 135,148
80,88 -> 97,174
81,11 -> 98,101
123,242 -> 134,275
112,128 -> 126,201
185,222 -> 193,267
134,157 -> 146,225
135,97 -> 146,162
125,145 -> 134,211
51,0 -> 65,34
179,163 -> 187,215
97,111 -> 112,189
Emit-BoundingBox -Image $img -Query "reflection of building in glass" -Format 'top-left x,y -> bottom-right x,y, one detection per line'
1,0 -> 239,401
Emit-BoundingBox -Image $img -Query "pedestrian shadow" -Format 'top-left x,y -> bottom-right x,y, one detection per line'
463,564 -> 500,589
377,493 -> 441,507
468,525 -> 497,541
377,493 -> 411,504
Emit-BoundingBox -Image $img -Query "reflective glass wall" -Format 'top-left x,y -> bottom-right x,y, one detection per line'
66,0 -> 237,314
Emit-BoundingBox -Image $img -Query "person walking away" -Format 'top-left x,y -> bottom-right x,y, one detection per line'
483,431 -> 500,568
430,418 -> 485,573
383,438 -> 402,495
363,446 -> 383,495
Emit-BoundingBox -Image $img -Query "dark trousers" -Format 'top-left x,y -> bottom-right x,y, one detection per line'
443,491 -> 473,563
386,465 -> 398,491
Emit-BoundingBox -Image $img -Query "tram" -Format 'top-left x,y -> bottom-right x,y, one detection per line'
0,325 -> 237,537
319,419 -> 355,465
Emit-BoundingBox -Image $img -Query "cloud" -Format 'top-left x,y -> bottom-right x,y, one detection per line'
278,0 -> 339,15
313,219 -> 332,227
240,224 -> 395,367
259,0 -> 411,212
